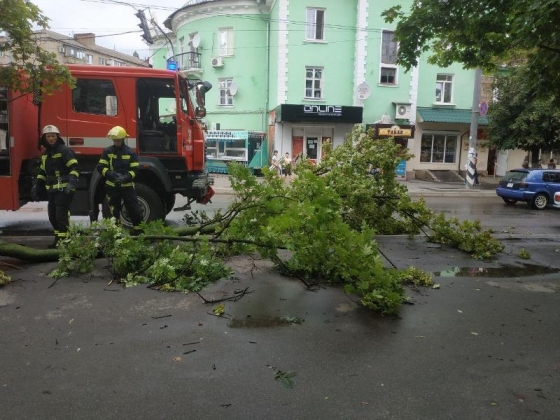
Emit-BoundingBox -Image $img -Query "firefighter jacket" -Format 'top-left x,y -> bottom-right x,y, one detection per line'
97,144 -> 139,188
36,138 -> 80,191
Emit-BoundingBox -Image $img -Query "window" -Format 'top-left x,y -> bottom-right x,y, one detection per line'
99,57 -> 108,65
436,74 -> 453,104
380,30 -> 397,85
420,134 -> 458,163
86,54 -> 93,65
381,31 -> 397,64
305,67 -> 323,99
72,79 -> 118,116
306,8 -> 325,41
218,28 -> 234,56
380,68 -> 396,84
219,78 -> 233,106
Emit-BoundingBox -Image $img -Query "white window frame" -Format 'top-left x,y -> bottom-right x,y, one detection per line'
218,27 -> 234,56
436,74 -> 454,104
379,30 -> 398,85
306,8 -> 325,41
219,78 -> 234,106
305,67 -> 323,99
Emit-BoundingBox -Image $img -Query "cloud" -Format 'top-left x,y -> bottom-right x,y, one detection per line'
32,0 -> 177,59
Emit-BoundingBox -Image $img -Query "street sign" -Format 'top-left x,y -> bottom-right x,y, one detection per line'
479,100 -> 489,116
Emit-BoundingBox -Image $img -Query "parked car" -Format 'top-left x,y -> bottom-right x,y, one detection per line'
554,192 -> 560,209
495,168 -> 560,209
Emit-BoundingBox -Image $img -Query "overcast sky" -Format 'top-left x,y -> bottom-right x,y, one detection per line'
32,0 -> 182,60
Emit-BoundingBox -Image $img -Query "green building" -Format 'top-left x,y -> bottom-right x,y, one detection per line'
151,0 -> 493,178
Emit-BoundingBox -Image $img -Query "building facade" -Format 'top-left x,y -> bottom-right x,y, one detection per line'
0,30 -> 149,68
153,0 -> 522,177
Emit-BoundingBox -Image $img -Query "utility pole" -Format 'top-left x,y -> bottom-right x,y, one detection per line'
466,68 -> 482,188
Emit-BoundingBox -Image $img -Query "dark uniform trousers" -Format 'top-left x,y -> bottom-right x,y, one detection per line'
47,191 -> 73,237
106,186 -> 143,227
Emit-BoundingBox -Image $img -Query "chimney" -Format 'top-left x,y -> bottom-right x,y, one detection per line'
74,33 -> 96,47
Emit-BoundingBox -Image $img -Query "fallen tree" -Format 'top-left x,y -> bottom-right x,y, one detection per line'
0,126 -> 504,314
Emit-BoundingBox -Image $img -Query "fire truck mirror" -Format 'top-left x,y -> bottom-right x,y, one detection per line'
195,107 -> 206,119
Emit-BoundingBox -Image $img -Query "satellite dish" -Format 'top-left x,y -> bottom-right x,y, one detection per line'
192,33 -> 200,48
227,81 -> 238,96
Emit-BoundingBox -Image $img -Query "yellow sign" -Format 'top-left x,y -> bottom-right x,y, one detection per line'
377,125 -> 413,138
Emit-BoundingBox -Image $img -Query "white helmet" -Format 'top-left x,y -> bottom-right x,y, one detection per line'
42,125 -> 60,135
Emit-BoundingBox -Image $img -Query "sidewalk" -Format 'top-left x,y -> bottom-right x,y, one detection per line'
211,173 -> 500,197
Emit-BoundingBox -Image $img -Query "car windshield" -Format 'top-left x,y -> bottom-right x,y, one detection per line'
503,171 -> 528,182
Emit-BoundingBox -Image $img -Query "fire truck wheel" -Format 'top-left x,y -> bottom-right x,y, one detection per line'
121,184 -> 165,227
165,193 -> 176,215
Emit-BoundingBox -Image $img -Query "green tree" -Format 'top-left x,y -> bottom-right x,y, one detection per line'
0,0 -> 72,98
486,67 -> 560,154
382,0 -> 560,100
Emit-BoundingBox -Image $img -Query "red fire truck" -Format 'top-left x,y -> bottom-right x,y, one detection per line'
0,65 -> 214,224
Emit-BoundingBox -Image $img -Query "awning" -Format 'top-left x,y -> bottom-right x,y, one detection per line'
417,107 -> 488,126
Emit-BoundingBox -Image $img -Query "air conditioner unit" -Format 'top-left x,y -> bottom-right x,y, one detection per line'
395,103 -> 412,120
211,57 -> 224,68
58,46 -> 65,53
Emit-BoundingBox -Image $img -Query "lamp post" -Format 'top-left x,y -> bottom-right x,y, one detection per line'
466,68 -> 482,188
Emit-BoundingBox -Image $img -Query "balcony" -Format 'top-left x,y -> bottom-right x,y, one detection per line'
170,52 -> 203,76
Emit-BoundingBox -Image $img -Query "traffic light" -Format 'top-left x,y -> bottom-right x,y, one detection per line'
135,9 -> 153,44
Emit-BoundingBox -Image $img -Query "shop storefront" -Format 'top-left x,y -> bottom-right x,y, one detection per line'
366,123 -> 416,177
205,130 -> 268,174
269,104 -> 363,164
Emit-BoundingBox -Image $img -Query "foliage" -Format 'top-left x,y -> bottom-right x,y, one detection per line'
517,248 -> 530,260
0,269 -> 11,286
274,369 -> 296,389
50,218 -> 231,292
382,0 -> 560,103
486,67 -> 560,152
397,266 -> 433,287
51,126 -> 503,315
50,224 -> 99,279
0,0 -> 73,98
428,215 -> 504,260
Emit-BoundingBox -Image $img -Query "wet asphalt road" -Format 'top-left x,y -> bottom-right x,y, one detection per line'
1,194 -> 560,419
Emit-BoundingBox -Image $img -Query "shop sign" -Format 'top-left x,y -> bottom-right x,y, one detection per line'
277,104 -> 363,123
377,125 -> 413,137
367,123 -> 415,138
206,130 -> 248,141
303,105 -> 342,117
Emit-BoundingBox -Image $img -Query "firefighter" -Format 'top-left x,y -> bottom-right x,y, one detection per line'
97,125 -> 143,233
31,125 -> 80,248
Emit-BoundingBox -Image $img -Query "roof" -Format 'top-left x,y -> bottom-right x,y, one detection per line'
35,30 -> 148,67
417,107 -> 488,126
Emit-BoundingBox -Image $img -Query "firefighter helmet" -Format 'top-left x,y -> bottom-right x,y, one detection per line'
107,126 -> 128,140
42,125 -> 60,135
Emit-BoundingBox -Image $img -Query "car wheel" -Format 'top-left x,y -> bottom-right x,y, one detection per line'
532,193 -> 549,210
502,198 -> 517,205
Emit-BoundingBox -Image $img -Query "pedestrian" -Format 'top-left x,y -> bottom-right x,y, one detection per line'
547,158 -> 556,169
269,150 -> 281,175
282,152 -> 292,178
31,125 -> 80,248
474,153 -> 479,185
97,126 -> 143,234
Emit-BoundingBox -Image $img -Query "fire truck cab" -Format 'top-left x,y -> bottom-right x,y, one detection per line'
0,65 -> 214,224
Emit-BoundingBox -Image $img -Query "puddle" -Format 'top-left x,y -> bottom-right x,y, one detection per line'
228,316 -> 304,328
434,264 -> 560,278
